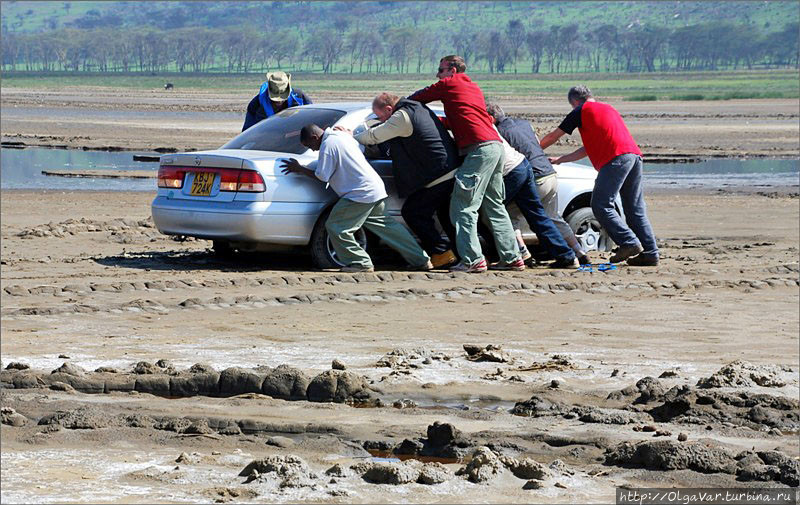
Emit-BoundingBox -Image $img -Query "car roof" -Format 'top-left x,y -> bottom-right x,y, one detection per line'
301,101 -> 444,113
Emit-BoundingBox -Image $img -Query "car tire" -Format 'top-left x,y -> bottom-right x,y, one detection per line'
212,239 -> 236,259
565,207 -> 614,252
309,210 -> 368,269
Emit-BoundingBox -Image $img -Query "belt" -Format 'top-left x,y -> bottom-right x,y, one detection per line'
424,169 -> 456,189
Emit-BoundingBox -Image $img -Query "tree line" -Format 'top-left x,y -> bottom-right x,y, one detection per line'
2,20 -> 797,74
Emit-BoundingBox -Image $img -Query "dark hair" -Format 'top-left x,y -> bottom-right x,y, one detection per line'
440,55 -> 466,73
567,85 -> 592,103
485,102 -> 505,121
300,124 -> 323,143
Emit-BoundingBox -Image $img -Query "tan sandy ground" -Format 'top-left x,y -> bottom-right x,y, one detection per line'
0,90 -> 799,503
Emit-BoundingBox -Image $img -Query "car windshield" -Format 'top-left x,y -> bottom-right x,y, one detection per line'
222,107 -> 347,154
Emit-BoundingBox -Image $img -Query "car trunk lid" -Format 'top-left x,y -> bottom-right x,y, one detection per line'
158,153 -> 245,203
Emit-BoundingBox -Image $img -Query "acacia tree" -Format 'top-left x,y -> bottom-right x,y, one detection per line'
507,19 -> 526,73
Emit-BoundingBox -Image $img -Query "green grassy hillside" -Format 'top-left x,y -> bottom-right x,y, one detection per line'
2,0 -> 797,33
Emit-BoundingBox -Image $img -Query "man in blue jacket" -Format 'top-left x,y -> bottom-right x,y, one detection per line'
242,71 -> 312,131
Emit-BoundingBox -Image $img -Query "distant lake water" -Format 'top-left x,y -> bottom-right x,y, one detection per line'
1,147 -> 797,192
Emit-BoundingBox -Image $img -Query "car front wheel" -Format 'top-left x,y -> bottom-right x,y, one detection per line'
565,207 -> 614,252
309,210 -> 368,269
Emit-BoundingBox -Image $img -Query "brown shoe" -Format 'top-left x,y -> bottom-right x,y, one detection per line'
627,253 -> 659,266
430,249 -> 457,268
608,244 -> 643,263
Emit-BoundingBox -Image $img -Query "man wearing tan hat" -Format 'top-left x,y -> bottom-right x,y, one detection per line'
242,71 -> 312,131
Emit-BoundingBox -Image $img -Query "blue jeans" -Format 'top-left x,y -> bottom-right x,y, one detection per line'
503,160 -> 575,261
591,154 -> 658,258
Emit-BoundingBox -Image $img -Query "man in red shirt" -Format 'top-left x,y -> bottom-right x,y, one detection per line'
408,55 -> 522,273
540,85 -> 659,266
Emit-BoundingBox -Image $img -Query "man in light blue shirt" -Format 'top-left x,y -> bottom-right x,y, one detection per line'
280,124 -> 432,273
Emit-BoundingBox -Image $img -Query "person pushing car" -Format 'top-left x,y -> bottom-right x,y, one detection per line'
280,124 -> 433,273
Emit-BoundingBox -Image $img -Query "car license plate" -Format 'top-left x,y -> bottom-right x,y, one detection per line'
190,172 -> 214,196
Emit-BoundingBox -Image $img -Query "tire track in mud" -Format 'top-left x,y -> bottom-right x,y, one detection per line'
3,270 -> 798,318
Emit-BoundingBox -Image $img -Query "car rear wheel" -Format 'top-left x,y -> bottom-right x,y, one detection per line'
565,207 -> 614,252
309,211 -> 368,269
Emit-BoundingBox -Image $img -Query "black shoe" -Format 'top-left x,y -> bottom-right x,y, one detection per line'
577,254 -> 591,266
549,256 -> 580,269
627,253 -> 659,266
609,244 -> 644,263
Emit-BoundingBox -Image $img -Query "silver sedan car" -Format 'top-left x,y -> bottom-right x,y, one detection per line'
151,102 -> 614,268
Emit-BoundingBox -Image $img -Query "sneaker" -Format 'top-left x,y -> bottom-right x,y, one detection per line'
406,260 -> 434,271
577,254 -> 591,266
489,258 -> 525,271
430,249 -> 457,268
608,244 -> 644,263
340,264 -> 374,273
549,256 -> 580,269
626,253 -> 659,267
518,243 -> 532,262
450,258 -> 488,273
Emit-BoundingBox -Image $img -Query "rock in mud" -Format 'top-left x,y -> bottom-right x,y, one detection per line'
49,381 -> 76,392
203,487 -> 258,503
50,362 -> 87,376
218,367 -> 266,396
5,362 -> 30,371
464,344 -> 509,363
133,361 -> 160,374
262,365 -> 310,401
325,463 -> 350,477
576,406 -> 652,425
331,359 -> 346,370
605,440 -> 738,474
418,462 -> 453,485
394,439 -> 424,455
361,462 -> 420,485
38,406 -> 111,430
306,370 -> 373,403
456,447 -> 504,483
94,366 -> 119,374
239,454 -> 314,481
511,395 -> 571,417
266,436 -> 295,448
649,386 -> 800,431
697,360 -> 790,388
1,407 -> 27,427
500,456 -> 551,480
188,363 -> 215,374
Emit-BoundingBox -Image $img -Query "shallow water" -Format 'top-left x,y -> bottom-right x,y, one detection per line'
0,147 -> 159,191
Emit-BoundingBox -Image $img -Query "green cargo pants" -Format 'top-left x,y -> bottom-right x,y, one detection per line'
325,197 -> 430,268
449,142 -> 520,265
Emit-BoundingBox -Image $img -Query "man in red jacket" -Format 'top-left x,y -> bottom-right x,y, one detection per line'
408,55 -> 522,273
540,85 -> 659,266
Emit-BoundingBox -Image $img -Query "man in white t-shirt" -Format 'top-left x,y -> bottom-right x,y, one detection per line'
280,124 -> 432,273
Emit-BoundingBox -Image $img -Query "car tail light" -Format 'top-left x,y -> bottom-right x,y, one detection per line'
218,168 -> 240,191
157,166 -> 185,188
236,170 -> 266,192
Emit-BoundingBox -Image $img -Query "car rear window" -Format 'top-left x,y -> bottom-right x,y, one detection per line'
222,107 -> 347,154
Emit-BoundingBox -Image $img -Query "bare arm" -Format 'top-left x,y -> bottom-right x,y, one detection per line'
549,147 -> 587,165
539,127 -> 566,150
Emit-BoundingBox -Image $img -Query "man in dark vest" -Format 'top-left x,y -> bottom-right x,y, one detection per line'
343,92 -> 460,268
242,71 -> 312,131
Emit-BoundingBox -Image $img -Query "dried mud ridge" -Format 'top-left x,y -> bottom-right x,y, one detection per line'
2,359 -> 798,491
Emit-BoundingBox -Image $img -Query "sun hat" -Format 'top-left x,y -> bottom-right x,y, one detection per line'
266,71 -> 291,101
